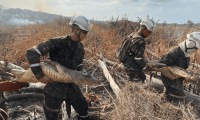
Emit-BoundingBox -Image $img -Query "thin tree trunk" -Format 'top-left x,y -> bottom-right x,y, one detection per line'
98,59 -> 121,98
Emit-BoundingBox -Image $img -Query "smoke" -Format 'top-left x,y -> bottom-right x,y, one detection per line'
70,11 -> 79,17
35,1 -> 46,12
0,0 -> 56,13
33,0 -> 53,12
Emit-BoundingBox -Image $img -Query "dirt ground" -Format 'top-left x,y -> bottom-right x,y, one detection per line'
5,84 -> 114,120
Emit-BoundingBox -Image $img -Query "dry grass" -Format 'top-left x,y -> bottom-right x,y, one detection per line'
1,19 -> 200,65
107,82 -> 198,120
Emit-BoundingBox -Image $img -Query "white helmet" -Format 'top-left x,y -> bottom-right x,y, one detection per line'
69,15 -> 93,32
140,18 -> 156,32
186,32 -> 200,49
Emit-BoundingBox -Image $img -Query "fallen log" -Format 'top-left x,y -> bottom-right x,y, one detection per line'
98,59 -> 121,98
6,93 -> 44,101
95,37 -> 106,66
19,88 -> 44,93
95,37 -> 121,98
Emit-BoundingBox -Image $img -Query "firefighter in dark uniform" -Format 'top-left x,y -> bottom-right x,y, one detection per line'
122,17 -> 156,82
26,15 -> 93,120
155,32 -> 200,101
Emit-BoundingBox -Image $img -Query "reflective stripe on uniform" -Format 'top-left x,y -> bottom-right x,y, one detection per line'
168,93 -> 187,99
30,63 -> 40,67
79,114 -> 89,118
133,78 -> 139,81
43,101 -> 60,113
134,57 -> 142,60
33,46 -> 42,56
77,64 -> 84,67
130,68 -> 136,70
143,65 -> 147,70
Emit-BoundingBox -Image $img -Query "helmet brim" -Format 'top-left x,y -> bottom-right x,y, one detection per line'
76,23 -> 93,32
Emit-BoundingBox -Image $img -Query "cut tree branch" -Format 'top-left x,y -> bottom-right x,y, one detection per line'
98,59 -> 121,98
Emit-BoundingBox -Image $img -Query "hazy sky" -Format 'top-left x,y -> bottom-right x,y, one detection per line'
0,0 -> 199,23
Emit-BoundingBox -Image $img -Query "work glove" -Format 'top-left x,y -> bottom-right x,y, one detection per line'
145,66 -> 153,71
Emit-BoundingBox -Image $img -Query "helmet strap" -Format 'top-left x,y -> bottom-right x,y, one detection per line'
71,26 -> 81,41
74,30 -> 81,41
72,28 -> 74,33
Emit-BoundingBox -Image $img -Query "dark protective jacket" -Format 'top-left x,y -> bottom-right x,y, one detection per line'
159,46 -> 190,72
123,32 -> 147,70
26,35 -> 85,98
159,46 -> 190,91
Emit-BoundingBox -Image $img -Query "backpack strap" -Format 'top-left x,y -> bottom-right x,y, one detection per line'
127,33 -> 145,54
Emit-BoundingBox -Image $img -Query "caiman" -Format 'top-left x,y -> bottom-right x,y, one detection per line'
11,60 -> 102,85
147,60 -> 199,84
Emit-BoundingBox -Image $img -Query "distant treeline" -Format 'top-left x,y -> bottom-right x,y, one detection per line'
0,6 -> 70,26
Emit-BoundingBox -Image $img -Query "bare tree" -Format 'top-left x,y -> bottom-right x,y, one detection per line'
187,20 -> 194,27
162,20 -> 167,26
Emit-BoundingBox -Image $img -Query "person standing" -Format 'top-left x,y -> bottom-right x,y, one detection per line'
117,17 -> 156,82
156,32 -> 200,101
26,15 -> 93,120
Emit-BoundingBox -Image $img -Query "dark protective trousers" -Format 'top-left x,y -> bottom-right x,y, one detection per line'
125,69 -> 146,82
161,75 -> 185,96
43,84 -> 88,120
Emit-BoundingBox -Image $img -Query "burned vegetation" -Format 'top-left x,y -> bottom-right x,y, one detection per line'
0,17 -> 200,120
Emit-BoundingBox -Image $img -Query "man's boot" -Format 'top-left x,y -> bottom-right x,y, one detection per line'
167,87 -> 187,102
43,102 -> 60,120
78,114 -> 91,120
162,87 -> 187,103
